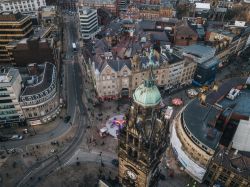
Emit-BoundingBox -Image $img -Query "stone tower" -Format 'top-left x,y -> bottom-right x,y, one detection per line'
118,68 -> 169,187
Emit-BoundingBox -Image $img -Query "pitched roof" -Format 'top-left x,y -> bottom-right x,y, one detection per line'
95,58 -> 131,73
106,59 -> 131,72
176,21 -> 198,37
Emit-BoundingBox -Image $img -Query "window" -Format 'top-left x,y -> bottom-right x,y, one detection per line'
218,174 -> 227,183
128,134 -> 133,143
230,180 -> 239,187
123,70 -> 128,76
134,138 -> 138,147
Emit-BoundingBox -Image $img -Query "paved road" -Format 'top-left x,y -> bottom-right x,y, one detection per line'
0,15 -> 80,150
17,12 -> 90,186
64,149 -> 117,167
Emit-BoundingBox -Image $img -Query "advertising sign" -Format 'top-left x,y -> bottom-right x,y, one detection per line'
170,124 -> 206,182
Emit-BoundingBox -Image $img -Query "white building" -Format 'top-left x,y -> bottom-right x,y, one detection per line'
78,7 -> 100,40
0,0 -> 46,13
20,62 -> 60,125
0,68 -> 25,125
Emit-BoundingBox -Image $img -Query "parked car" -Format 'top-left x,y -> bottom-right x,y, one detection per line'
64,116 -> 71,123
9,135 -> 23,141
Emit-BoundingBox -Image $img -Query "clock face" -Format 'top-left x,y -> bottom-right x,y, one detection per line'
126,170 -> 137,180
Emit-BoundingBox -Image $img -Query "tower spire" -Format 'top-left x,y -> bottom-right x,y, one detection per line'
144,47 -> 156,88
144,65 -> 155,88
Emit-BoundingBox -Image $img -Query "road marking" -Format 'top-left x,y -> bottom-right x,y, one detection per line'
63,148 -> 80,167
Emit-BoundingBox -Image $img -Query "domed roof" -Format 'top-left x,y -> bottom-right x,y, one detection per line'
133,79 -> 162,107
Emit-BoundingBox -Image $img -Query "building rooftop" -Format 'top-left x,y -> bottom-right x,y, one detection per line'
206,77 -> 248,105
232,119 -> 250,152
78,7 -> 96,15
218,89 -> 250,117
0,68 -> 19,86
213,148 -> 250,180
21,62 -> 56,97
175,20 -> 198,37
0,11 -> 26,22
181,44 -> 216,64
94,58 -> 131,73
183,99 -> 222,150
183,77 -> 250,150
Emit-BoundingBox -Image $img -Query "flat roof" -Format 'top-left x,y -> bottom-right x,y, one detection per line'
218,89 -> 250,117
183,77 -> 250,150
183,99 -> 222,150
206,77 -> 248,105
182,44 -> 216,60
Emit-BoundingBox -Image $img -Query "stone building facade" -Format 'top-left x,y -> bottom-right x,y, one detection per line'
92,49 -> 197,101
118,68 -> 169,187
206,152 -> 250,187
20,62 -> 60,125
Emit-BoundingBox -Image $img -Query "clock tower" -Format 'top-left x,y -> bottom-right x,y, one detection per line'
118,68 -> 169,187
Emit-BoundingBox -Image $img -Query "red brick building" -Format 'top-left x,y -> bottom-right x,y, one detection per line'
174,21 -> 198,46
12,37 -> 54,66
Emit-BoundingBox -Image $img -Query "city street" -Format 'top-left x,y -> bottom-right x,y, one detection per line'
16,12 -> 91,187
0,16 -> 80,151
0,2 -> 248,187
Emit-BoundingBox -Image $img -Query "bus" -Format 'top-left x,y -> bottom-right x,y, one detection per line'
72,43 -> 77,52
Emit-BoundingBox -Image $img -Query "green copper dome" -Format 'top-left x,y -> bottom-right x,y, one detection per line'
133,79 -> 162,107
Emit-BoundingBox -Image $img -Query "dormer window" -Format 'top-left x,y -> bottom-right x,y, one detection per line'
123,70 -> 128,76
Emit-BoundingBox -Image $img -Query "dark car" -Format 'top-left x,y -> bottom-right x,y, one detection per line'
64,116 -> 71,123
111,159 -> 119,167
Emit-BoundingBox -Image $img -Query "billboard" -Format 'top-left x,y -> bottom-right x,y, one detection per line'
170,124 -> 206,182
